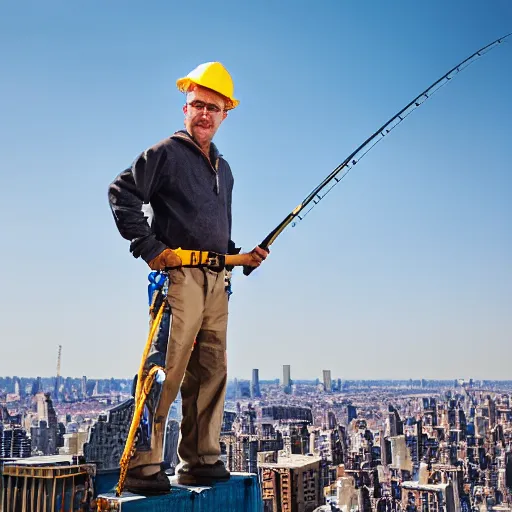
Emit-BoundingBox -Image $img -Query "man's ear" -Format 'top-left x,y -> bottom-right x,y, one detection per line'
222,111 -> 228,121
183,104 -> 188,115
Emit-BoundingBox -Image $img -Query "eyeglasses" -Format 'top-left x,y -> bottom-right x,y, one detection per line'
187,100 -> 224,114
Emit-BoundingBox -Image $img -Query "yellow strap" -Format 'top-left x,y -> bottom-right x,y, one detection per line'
173,248 -> 246,269
116,300 -> 166,497
173,248 -> 212,266
116,366 -> 162,497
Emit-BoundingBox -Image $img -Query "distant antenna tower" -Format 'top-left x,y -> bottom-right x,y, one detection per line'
53,345 -> 62,401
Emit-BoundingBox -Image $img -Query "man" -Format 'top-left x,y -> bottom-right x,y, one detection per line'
108,61 -> 268,494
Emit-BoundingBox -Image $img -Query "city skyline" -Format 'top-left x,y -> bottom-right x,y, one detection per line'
0,371 -> 510,386
2,350 -> 512,381
1,1 -> 511,380
2,368 -> 512,510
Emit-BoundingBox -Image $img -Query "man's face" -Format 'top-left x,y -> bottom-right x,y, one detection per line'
183,86 -> 228,147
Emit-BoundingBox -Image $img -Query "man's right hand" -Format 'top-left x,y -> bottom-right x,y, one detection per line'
148,249 -> 182,270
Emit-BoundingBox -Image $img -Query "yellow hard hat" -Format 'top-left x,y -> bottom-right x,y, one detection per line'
176,62 -> 239,110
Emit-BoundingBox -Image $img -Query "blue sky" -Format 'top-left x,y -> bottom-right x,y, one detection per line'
0,1 -> 510,381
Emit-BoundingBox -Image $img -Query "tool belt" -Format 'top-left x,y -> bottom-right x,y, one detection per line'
171,248 -> 226,272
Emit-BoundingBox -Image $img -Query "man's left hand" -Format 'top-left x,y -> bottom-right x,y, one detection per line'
224,246 -> 269,268
243,246 -> 269,268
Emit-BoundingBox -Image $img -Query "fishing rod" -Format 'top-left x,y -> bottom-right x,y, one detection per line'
244,33 -> 511,276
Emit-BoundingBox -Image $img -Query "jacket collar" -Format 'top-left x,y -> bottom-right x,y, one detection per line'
171,130 -> 221,162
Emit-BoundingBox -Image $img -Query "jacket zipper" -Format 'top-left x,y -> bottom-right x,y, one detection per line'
172,133 -> 220,194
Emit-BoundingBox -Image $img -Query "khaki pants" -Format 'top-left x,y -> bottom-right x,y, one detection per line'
129,267 -> 228,470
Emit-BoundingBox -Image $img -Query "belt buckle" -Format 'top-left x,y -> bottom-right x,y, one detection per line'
206,252 -> 225,272
207,255 -> 220,267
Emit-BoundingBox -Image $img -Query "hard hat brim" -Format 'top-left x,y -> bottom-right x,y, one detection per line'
176,77 -> 239,110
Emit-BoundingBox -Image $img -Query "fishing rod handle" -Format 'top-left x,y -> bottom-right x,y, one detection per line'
243,243 -> 268,276
243,265 -> 255,276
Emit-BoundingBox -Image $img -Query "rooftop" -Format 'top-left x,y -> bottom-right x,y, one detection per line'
257,453 -> 322,469
2,454 -> 75,466
96,472 -> 262,512
402,481 -> 449,492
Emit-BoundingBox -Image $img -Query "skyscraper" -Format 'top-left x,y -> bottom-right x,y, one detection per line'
251,369 -> 261,398
388,405 -> 404,437
283,365 -> 291,389
259,454 -> 321,511
81,376 -> 87,398
31,377 -> 42,396
322,370 -> 332,392
347,405 -> 357,424
13,377 -> 21,397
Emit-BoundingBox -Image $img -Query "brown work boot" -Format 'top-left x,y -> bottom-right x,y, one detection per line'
177,461 -> 230,486
124,468 -> 171,495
